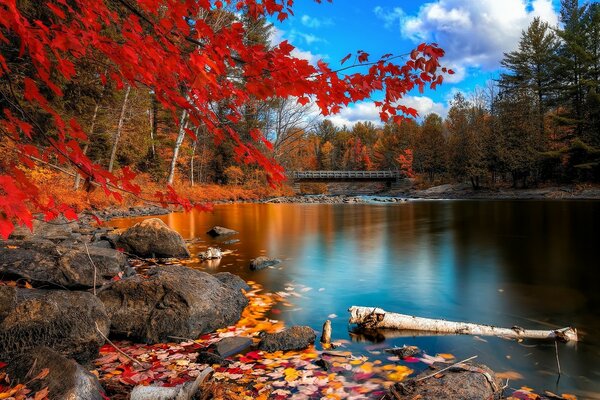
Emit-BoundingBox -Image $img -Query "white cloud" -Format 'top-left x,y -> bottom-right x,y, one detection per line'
373,6 -> 405,29
300,15 -> 333,29
326,97 -> 448,128
270,27 -> 326,65
375,0 -> 559,82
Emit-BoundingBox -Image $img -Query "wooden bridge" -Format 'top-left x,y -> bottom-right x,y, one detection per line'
291,170 -> 402,182
290,170 -> 404,192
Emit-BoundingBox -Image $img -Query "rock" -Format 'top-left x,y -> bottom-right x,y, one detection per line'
213,337 -> 253,358
118,218 -> 190,258
206,226 -> 238,237
213,272 -> 250,293
198,247 -> 222,260
258,326 -> 316,352
4,347 -> 106,399
0,287 -> 110,362
389,362 -> 502,400
9,215 -> 79,241
98,265 -> 248,344
315,358 -> 332,371
196,351 -> 229,366
384,345 -> 421,359
195,337 -> 251,367
222,239 -> 240,245
0,240 -> 132,289
249,256 -> 281,271
130,369 -> 210,400
90,239 -> 113,249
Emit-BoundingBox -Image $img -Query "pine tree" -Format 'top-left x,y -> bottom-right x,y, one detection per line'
501,17 -> 559,136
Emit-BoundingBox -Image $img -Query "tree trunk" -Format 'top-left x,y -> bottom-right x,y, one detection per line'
190,134 -> 198,186
150,93 -> 158,158
74,101 -> 101,190
348,306 -> 578,342
108,85 -> 131,173
167,109 -> 188,185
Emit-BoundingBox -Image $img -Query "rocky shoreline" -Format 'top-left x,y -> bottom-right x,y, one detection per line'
266,183 -> 600,204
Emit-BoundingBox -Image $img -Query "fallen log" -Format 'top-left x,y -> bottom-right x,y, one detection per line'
348,306 -> 578,342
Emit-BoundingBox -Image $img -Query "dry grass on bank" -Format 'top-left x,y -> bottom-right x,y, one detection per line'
25,167 -> 294,213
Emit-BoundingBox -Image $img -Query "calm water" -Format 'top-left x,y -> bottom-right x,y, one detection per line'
112,200 -> 600,398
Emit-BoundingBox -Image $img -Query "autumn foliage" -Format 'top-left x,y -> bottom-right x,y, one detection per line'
0,0 -> 450,238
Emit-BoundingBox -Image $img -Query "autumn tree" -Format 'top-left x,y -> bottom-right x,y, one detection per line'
446,93 -> 487,188
414,113 -> 447,182
0,0 -> 450,237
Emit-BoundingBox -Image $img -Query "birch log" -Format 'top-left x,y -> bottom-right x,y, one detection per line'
348,306 -> 578,342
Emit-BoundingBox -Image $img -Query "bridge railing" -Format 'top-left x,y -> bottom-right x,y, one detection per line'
291,170 -> 401,179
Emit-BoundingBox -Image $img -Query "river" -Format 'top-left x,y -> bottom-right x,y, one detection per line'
112,200 -> 600,398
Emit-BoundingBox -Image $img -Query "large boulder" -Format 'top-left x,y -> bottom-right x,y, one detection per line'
4,347 -> 105,400
0,240 -> 132,289
98,265 -> 248,343
0,287 -> 109,362
258,326 -> 316,352
118,218 -> 190,258
9,215 -> 79,241
206,226 -> 238,237
389,362 -> 502,400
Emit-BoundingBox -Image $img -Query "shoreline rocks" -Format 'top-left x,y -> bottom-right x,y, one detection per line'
118,218 -> 190,258
0,287 -> 110,363
250,256 -> 281,271
97,265 -> 248,343
5,347 -> 106,399
388,362 -> 502,400
207,226 -> 238,237
258,326 -> 316,352
0,240 -> 132,289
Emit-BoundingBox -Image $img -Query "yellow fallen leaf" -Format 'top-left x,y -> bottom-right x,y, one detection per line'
387,366 -> 413,382
562,395 -> 577,400
496,371 -> 524,380
437,353 -> 455,360
284,367 -> 299,382
360,362 -> 373,373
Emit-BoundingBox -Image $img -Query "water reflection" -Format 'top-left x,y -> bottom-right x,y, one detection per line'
112,200 -> 600,396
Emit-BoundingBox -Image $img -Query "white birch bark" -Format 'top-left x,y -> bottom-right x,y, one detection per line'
348,306 -> 578,342
108,85 -> 131,173
167,109 -> 188,185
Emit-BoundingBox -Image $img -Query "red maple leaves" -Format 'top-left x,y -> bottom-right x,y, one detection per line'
0,0 -> 449,238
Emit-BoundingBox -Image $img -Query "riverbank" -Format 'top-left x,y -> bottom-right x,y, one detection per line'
397,182 -> 600,200
268,183 -> 600,204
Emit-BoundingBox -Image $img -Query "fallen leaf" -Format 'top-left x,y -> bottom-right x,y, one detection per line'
497,371 -> 524,380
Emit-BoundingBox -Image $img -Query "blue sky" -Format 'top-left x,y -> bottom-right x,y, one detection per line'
270,0 -> 569,126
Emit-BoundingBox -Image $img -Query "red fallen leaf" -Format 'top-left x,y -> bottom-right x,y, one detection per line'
353,372 -> 374,380
403,357 -> 421,363
164,377 -> 187,387
245,351 -> 262,360
0,361 -> 7,368
95,353 -> 119,364
271,308 -> 281,315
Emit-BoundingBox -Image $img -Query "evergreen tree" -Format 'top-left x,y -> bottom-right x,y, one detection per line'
500,17 -> 559,136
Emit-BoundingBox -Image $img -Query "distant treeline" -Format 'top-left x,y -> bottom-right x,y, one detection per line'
283,1 -> 599,188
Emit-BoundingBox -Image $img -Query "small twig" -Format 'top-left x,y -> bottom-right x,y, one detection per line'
415,355 -> 478,382
84,242 -> 97,296
555,340 -> 561,376
95,322 -> 144,367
